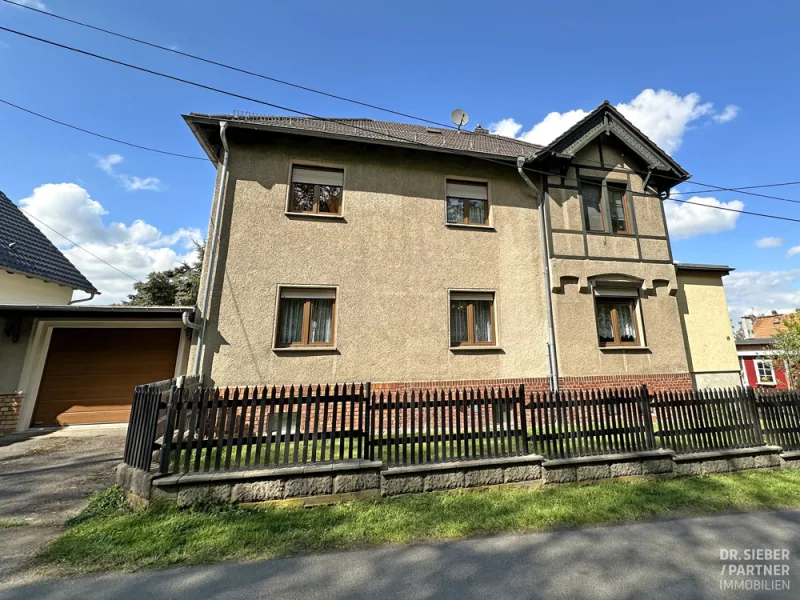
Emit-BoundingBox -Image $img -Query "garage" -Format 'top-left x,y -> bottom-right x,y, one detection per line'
0,305 -> 192,432
32,328 -> 182,426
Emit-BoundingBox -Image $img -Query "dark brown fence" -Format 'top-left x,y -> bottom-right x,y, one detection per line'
371,386 -> 529,467
157,382 -> 370,476
123,377 -> 176,471
528,387 -> 655,459
651,388 -> 763,453
754,389 -> 800,451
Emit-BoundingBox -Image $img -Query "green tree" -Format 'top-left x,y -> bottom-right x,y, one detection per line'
124,240 -> 205,307
771,309 -> 800,387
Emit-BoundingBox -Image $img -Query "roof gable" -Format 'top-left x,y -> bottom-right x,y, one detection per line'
531,101 -> 690,188
0,191 -> 98,295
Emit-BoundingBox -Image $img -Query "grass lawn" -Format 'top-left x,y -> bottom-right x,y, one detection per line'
38,468 -> 800,575
0,520 -> 30,528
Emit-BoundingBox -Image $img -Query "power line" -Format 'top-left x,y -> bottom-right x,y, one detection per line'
4,24 -> 800,226
0,0 -> 455,130
0,97 -> 207,161
17,207 -> 141,282
664,198 -> 800,224
11,1 -> 800,205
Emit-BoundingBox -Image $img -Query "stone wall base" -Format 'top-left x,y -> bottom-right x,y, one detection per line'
115,446 -> 789,508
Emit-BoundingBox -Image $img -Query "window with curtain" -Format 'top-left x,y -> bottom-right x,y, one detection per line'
288,166 -> 343,215
276,288 -> 336,347
446,180 -> 489,226
450,292 -> 495,346
595,297 -> 639,347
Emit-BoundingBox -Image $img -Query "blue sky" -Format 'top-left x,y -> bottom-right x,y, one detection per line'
2,0 -> 800,316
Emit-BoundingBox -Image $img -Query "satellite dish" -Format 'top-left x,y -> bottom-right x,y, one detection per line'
451,108 -> 469,130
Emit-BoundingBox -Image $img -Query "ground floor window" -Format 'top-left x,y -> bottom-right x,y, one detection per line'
595,296 -> 640,347
450,291 -> 496,347
755,359 -> 776,385
276,287 -> 336,348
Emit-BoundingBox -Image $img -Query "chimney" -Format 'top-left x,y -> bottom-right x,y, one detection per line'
771,310 -> 778,316
739,314 -> 755,339
473,124 -> 489,134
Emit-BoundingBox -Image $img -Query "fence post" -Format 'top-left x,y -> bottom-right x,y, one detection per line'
745,386 -> 765,446
518,384 -> 530,454
158,381 -> 180,475
364,382 -> 373,461
640,385 -> 657,450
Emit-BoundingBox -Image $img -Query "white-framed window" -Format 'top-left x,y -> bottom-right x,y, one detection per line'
755,359 -> 776,386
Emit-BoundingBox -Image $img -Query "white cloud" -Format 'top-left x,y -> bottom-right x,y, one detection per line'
755,237 -> 783,248
724,270 -> 800,323
19,183 -> 200,303
489,88 -> 736,154
12,0 -> 49,11
712,104 -> 740,124
663,195 -> 744,239
95,153 -> 162,192
787,246 -> 800,256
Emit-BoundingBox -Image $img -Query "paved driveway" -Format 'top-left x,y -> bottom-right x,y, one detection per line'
0,426 -> 127,587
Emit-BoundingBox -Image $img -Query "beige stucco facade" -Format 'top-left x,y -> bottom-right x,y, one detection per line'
676,269 -> 741,388
189,125 -> 701,388
0,270 -> 74,304
193,133 -> 551,386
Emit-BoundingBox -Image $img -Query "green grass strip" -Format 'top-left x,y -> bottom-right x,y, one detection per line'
39,469 -> 800,575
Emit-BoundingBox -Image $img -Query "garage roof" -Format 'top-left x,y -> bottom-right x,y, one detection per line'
0,304 -> 192,318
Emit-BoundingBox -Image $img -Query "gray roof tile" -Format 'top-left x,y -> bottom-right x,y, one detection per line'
191,114 -> 543,159
0,190 -> 98,294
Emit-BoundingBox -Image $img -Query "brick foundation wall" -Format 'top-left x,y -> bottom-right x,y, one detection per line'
0,393 -> 23,435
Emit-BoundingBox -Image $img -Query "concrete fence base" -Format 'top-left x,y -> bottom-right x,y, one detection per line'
116,445 -> 791,508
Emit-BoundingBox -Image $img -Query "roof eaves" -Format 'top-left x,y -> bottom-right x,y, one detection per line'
674,262 -> 734,275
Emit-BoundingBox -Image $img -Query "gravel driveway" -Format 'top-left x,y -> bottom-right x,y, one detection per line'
0,426 -> 126,588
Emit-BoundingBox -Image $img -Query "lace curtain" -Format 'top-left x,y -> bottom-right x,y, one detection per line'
450,300 -> 468,345
616,303 -> 635,341
597,302 -> 614,341
279,298 -> 304,344
310,299 -> 333,343
473,300 -> 492,342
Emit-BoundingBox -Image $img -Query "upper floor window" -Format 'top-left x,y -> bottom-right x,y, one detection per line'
446,180 -> 489,226
450,291 -> 495,347
580,180 -> 631,234
289,166 -> 343,215
275,287 -> 336,348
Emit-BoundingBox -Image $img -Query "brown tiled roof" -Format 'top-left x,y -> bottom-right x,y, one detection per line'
752,313 -> 793,338
189,114 -> 543,160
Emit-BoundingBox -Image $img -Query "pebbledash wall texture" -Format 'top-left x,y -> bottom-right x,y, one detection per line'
0,393 -> 23,434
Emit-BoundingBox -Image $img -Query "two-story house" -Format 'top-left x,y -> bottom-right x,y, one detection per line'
183,101 -> 740,393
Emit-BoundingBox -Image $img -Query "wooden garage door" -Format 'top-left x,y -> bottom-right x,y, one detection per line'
32,328 -> 181,426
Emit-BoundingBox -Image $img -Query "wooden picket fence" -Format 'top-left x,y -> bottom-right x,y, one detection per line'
123,379 -> 800,477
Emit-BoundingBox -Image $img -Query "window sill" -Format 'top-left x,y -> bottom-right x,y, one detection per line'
450,346 -> 504,353
757,382 -> 777,387
284,212 -> 346,220
599,346 -> 651,352
272,346 -> 339,353
445,223 -> 496,231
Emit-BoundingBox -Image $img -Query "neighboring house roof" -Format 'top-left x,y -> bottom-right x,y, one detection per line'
185,113 -> 542,162
736,338 -> 776,347
752,313 -> 792,339
674,262 -> 734,275
0,190 -> 98,295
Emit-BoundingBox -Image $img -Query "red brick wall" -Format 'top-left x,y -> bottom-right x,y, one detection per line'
0,393 -> 23,434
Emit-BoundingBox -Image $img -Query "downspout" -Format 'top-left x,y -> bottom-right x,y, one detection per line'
193,121 -> 230,377
69,292 -> 95,305
517,157 -> 559,392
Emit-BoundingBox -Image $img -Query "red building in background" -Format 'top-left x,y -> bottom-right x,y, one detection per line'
736,311 -> 793,390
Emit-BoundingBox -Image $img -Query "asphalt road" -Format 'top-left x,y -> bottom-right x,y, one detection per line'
3,509 -> 799,600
